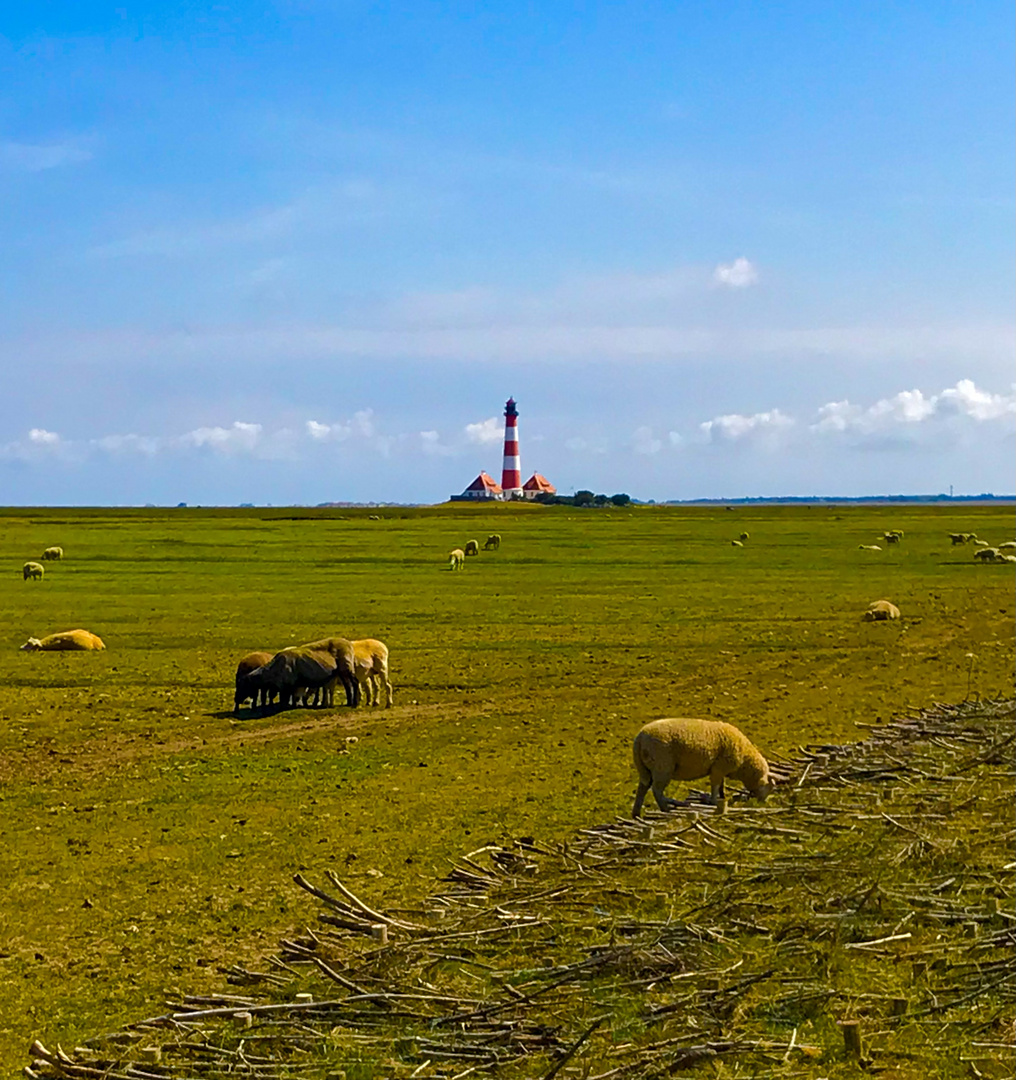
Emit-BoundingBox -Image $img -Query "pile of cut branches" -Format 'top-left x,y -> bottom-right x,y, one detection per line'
28,698 -> 1015,1080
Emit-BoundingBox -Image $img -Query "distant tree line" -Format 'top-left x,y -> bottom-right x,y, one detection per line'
534,490 -> 631,507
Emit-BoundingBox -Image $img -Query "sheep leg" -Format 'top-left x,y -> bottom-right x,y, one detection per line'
708,772 -> 727,805
651,778 -> 679,812
381,675 -> 393,708
341,673 -> 359,708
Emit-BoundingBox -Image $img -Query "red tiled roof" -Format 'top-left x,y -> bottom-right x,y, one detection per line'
464,471 -> 503,494
523,473 -> 556,493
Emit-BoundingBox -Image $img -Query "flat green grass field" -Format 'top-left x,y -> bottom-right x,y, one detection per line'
1,503 -> 1013,1078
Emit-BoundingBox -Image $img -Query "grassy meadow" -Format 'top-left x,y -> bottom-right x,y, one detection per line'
1,502 -> 1013,1077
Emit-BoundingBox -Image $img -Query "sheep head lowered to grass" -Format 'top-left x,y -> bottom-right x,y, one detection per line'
632,717 -> 772,817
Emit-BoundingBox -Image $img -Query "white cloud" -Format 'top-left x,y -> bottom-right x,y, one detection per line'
938,378 -> 1016,421
811,380 -> 1016,440
712,257 -> 758,288
180,421 -> 263,453
93,433 -> 161,455
632,426 -> 663,455
700,409 -> 793,443
29,428 -> 61,446
305,409 -> 376,442
419,430 -> 455,456
464,417 -> 502,444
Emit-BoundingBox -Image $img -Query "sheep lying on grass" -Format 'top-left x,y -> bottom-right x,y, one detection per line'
631,717 -> 772,817
20,629 -> 105,651
41,546 -> 64,560
858,544 -> 882,552
448,548 -> 465,570
863,600 -> 900,621
731,539 -> 744,547
464,539 -> 480,556
352,638 -> 393,707
484,533 -> 501,550
233,650 -> 274,714
23,561 -> 45,581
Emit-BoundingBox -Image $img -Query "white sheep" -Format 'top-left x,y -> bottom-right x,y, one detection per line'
483,533 -> 502,550
352,638 -> 393,707
731,539 -> 744,547
631,717 -> 773,817
972,539 -> 990,547
1001,554 -> 1016,564
20,629 -> 105,651
23,561 -> 44,581
998,541 -> 1015,551
858,544 -> 882,552
883,531 -> 903,544
448,548 -> 465,570
862,600 -> 900,621
974,548 -> 1001,562
739,531 -> 750,541
41,546 -> 64,560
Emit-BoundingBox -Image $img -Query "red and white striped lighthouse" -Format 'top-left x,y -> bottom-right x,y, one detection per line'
500,397 -> 523,498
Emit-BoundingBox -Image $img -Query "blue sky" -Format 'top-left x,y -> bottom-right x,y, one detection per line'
1,2 -> 1013,504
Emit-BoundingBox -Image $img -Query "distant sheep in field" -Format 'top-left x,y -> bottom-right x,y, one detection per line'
23,561 -> 44,581
863,600 -> 900,621
352,638 -> 393,708
949,532 -> 977,545
1001,554 -> 1016,564
883,530 -> 903,544
974,547 -> 1001,563
632,717 -> 772,817
999,542 -> 1016,551
484,533 -> 501,550
448,548 -> 465,570
20,629 -> 105,651
41,546 -> 64,560
233,650 -> 275,714
973,539 -> 990,547
464,539 -> 480,556
858,544 -> 882,552
731,539 -> 743,547
739,532 -> 750,541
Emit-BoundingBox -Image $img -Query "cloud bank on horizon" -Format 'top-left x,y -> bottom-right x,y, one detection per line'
0,3 -> 1012,504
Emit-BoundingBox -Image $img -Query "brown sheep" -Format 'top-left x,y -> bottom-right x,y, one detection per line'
483,533 -> 502,550
20,629 -> 105,651
233,650 -> 275,713
300,637 -> 360,707
632,717 -> 772,817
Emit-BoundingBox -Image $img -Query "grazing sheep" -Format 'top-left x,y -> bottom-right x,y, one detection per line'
739,532 -> 749,541
464,539 -> 480,556
1001,554 -> 1016,564
883,530 -> 903,544
23,561 -> 44,581
20,629 -> 105,651
858,544 -> 882,552
256,647 -> 343,710
949,532 -> 977,545
448,548 -> 465,570
731,539 -> 743,547
973,539 -> 990,547
632,717 -> 772,817
863,600 -> 900,621
352,638 -> 393,707
41,546 -> 64,560
233,650 -> 275,714
998,541 -> 1016,551
974,548 -> 1001,562
483,533 -> 502,550
300,637 -> 360,707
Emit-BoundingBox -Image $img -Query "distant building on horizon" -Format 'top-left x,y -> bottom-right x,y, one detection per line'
451,397 -> 555,501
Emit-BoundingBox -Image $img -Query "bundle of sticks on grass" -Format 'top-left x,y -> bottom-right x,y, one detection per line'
29,698 -> 1015,1080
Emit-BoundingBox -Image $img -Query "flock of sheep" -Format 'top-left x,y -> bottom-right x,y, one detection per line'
15,521 -> 1014,818
448,533 -> 500,569
233,637 -> 393,715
